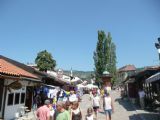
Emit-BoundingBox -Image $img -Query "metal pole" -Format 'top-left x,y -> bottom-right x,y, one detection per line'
159,53 -> 160,65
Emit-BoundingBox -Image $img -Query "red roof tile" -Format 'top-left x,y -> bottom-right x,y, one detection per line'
0,59 -> 38,79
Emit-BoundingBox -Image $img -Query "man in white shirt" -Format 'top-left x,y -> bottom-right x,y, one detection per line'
138,88 -> 145,109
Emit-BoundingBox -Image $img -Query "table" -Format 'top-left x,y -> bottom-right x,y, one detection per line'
19,106 -> 28,116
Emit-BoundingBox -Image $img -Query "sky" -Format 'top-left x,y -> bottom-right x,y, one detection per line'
0,0 -> 160,71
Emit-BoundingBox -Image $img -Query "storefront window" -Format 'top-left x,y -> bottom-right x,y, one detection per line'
8,93 -> 14,105
21,93 -> 25,104
15,93 -> 20,104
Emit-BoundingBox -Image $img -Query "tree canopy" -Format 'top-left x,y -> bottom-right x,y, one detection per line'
35,50 -> 56,72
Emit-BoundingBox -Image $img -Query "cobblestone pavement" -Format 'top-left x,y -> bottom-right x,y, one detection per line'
80,91 -> 141,120
111,91 -> 141,120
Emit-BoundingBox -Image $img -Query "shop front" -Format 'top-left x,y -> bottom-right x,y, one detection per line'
1,78 -> 40,120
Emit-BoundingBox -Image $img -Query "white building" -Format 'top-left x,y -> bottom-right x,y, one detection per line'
0,56 -> 41,120
47,70 -> 83,85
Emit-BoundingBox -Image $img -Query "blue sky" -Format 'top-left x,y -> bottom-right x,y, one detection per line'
0,0 -> 160,71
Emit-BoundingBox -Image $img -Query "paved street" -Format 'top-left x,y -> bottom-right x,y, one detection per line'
80,91 -> 141,120
111,91 -> 141,120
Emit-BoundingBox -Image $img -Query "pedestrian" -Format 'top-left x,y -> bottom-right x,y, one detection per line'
58,89 -> 64,101
34,93 -> 41,109
92,92 -> 100,119
103,91 -> 114,120
69,90 -> 78,102
65,101 -> 72,115
89,90 -> 93,101
138,88 -> 145,109
97,89 -> 101,96
54,101 -> 71,120
71,101 -> 82,120
36,99 -> 51,120
63,91 -> 68,102
52,96 -> 57,110
85,107 -> 94,120
100,89 -> 104,97
76,90 -> 81,102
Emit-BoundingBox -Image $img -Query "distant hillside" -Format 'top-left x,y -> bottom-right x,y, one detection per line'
63,70 -> 94,80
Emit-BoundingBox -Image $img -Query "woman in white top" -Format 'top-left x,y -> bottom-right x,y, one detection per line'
103,91 -> 114,120
92,92 -> 100,119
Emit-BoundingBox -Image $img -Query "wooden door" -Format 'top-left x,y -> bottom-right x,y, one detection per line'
25,86 -> 33,110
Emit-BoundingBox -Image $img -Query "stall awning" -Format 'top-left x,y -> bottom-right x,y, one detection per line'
145,72 -> 160,83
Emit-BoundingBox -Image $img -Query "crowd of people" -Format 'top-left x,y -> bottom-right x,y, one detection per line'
36,89 -> 83,120
91,88 -> 114,120
35,87 -> 114,120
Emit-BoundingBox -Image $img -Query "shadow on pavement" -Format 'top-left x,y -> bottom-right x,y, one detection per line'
115,98 -> 135,111
99,111 -> 105,115
129,114 -> 142,120
133,113 -> 160,120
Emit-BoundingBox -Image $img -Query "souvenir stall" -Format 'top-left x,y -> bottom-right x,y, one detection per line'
0,57 -> 41,120
145,72 -> 160,111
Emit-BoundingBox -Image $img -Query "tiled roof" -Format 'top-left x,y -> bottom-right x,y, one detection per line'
0,58 -> 38,79
119,65 -> 136,72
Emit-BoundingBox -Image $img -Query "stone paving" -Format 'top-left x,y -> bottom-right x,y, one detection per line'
80,91 -> 141,120
111,91 -> 141,120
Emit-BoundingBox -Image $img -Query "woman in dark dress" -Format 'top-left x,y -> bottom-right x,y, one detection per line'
71,101 -> 82,120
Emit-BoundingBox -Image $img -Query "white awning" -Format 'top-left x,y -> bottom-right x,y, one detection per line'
145,72 -> 160,83
86,84 -> 98,89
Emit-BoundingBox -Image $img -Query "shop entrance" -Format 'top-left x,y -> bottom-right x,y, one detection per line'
25,86 -> 33,110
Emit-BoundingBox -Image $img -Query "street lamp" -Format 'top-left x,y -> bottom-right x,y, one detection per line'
155,37 -> 160,63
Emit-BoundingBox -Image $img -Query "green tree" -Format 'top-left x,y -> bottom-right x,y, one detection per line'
104,32 -> 117,85
93,31 -> 106,85
110,42 -> 117,85
93,31 -> 117,86
35,50 -> 56,72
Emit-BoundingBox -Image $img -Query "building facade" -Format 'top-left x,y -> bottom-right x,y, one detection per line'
0,55 -> 41,119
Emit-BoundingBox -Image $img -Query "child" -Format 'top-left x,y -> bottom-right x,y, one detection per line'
65,101 -> 72,115
54,101 -> 71,120
71,101 -> 82,120
92,92 -> 100,119
85,107 -> 94,120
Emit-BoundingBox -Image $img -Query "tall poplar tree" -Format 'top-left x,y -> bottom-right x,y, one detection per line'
93,31 -> 106,84
94,31 -> 117,86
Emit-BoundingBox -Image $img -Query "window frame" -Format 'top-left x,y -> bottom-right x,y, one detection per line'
7,93 -> 14,106
14,93 -> 20,105
20,93 -> 25,104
